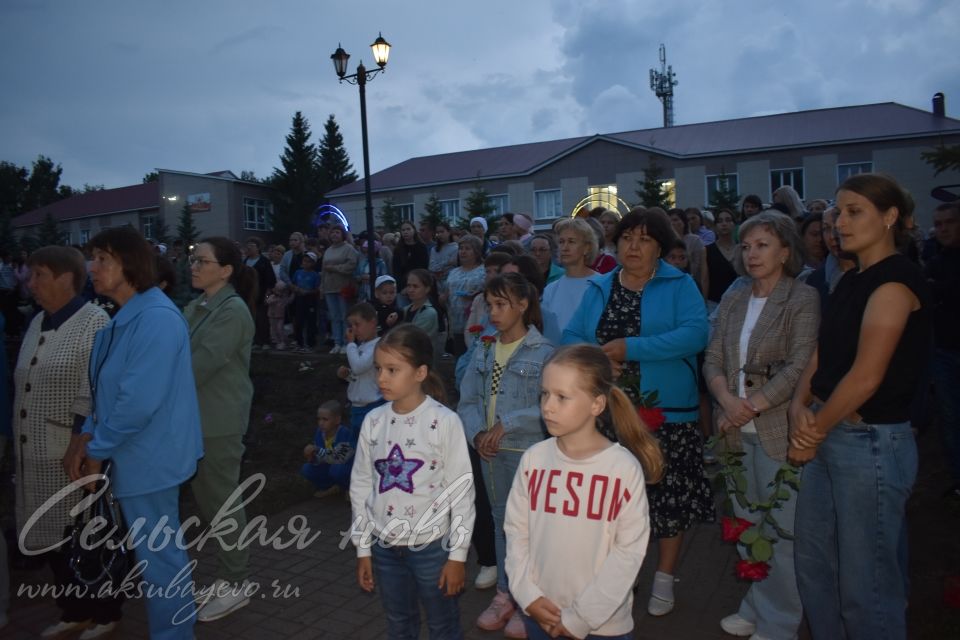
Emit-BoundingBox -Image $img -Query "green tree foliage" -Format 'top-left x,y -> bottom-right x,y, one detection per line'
177,202 -> 199,247
637,156 -> 672,209
143,171 -> 159,183
379,197 -> 403,232
23,155 -> 64,212
421,194 -> 446,229
709,168 -> 741,211
922,144 -> 960,176
154,215 -> 172,245
464,185 -> 496,231
317,114 -> 358,195
36,212 -> 64,246
239,170 -> 260,183
0,161 -> 29,217
0,213 -> 17,254
269,111 -> 323,238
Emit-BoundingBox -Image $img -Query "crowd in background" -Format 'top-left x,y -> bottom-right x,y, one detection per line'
0,173 -> 957,639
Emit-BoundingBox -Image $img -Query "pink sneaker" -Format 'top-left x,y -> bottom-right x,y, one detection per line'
504,610 -> 528,638
476,590 -> 515,631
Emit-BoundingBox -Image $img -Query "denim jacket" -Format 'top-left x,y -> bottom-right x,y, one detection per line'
458,325 -> 555,451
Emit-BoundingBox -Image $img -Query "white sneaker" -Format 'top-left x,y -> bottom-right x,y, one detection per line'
647,593 -> 675,616
197,579 -> 251,622
78,622 -> 117,639
41,620 -> 92,638
720,613 -> 757,636
474,565 -> 497,590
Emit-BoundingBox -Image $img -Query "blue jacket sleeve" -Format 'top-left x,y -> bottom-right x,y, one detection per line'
86,310 -> 189,461
456,347 -> 486,447
625,277 -> 708,363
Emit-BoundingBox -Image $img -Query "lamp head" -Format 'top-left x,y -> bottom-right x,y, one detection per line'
331,44 -> 350,78
370,32 -> 390,69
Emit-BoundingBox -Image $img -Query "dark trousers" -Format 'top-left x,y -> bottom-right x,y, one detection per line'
253,302 -> 271,347
293,295 -> 317,348
47,549 -> 125,624
468,445 -> 496,567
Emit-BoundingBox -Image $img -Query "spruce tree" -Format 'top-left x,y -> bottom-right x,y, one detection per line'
177,202 -> 199,247
269,111 -> 322,238
317,114 -> 358,195
379,197 -> 403,232
421,194 -> 446,228
154,215 -> 172,245
709,168 -> 740,211
637,156 -> 671,209
464,185 -> 497,232
36,212 -> 64,246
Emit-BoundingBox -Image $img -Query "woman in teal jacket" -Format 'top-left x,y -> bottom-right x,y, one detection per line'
183,237 -> 256,623
562,208 -> 711,618
67,227 -> 203,640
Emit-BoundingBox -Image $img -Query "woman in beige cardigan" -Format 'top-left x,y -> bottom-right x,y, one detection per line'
703,211 -> 820,640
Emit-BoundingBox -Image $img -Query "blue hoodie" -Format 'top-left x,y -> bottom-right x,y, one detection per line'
83,288 -> 204,498
562,262 -> 708,424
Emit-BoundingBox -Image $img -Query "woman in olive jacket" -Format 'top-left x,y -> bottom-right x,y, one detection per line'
183,237 -> 256,623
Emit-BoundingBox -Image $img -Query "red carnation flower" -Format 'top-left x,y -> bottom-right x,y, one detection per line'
721,516 -> 753,543
468,324 -> 485,335
638,406 -> 666,432
480,335 -> 496,345
736,560 -> 770,581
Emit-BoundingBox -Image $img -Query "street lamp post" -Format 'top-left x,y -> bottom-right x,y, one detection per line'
331,33 -> 391,301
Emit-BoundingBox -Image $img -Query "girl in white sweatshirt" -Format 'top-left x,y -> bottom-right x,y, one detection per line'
350,324 -> 476,639
504,344 -> 664,639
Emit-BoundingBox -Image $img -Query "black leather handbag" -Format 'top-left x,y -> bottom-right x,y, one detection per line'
65,460 -> 132,589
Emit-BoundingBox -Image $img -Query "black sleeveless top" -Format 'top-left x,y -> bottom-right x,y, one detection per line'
811,253 -> 931,424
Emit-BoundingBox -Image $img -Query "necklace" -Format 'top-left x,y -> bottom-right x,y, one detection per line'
618,265 -> 657,292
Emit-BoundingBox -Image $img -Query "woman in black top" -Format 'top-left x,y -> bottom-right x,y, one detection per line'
705,207 -> 739,308
788,173 -> 930,640
391,221 -> 429,306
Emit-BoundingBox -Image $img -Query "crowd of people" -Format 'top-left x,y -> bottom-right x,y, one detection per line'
0,173 -> 957,640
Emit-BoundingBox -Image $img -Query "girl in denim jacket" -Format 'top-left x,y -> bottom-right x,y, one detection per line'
457,272 -> 555,637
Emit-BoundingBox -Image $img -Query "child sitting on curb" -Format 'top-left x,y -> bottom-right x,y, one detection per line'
301,400 -> 354,498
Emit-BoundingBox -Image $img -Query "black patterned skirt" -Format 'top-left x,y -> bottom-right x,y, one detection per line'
647,421 -> 715,538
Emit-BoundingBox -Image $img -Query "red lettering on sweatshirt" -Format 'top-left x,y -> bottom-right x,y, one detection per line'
527,467 -> 632,521
563,472 -> 583,516
543,469 -> 562,513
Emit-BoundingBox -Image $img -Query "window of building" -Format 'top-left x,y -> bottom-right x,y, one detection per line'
534,189 -> 563,220
439,199 -> 460,222
837,162 -> 873,184
79,229 -> 90,245
396,204 -> 415,222
487,194 -> 509,217
142,214 -> 158,240
705,173 -> 740,206
587,185 -> 618,212
770,168 -> 804,199
243,197 -> 273,231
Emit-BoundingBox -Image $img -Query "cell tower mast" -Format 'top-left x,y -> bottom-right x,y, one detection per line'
649,44 -> 678,128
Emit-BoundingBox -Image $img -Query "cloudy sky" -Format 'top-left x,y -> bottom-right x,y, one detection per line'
1,0 -> 957,189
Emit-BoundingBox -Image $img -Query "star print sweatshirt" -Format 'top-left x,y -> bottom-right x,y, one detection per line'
504,438 -> 651,639
349,396 -> 476,560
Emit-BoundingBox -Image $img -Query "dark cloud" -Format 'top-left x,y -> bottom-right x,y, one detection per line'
0,0 -> 956,190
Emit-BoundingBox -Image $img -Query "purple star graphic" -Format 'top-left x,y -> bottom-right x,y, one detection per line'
374,444 -> 424,494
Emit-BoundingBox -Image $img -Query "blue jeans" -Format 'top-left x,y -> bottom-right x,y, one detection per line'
371,539 -> 462,639
325,293 -> 349,347
794,419 -> 916,640
300,461 -> 351,491
521,614 -> 632,640
479,449 -> 523,594
351,399 -> 386,436
118,488 -> 196,640
933,347 -> 960,483
732,433 -> 802,640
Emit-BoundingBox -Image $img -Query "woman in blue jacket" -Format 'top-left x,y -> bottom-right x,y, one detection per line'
66,227 -> 203,640
563,208 -> 711,617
